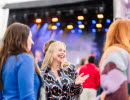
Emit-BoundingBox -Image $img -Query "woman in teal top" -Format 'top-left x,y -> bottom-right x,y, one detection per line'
0,22 -> 41,100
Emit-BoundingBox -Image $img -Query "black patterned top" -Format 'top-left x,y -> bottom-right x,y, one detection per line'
41,64 -> 83,100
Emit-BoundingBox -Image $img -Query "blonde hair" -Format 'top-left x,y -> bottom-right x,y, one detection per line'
104,19 -> 130,53
41,41 -> 70,70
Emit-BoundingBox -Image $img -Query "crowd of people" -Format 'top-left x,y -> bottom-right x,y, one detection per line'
0,18 -> 130,100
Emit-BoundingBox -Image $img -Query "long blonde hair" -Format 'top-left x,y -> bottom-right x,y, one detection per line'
41,41 -> 70,70
104,19 -> 130,53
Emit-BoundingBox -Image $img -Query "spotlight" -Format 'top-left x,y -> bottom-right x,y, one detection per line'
92,20 -> 96,24
77,16 -> 84,20
96,23 -> 102,28
24,13 -> 27,19
97,14 -> 104,19
12,14 -> 16,19
52,17 -> 58,22
57,11 -> 61,15
69,9 -> 74,15
67,25 -> 73,29
45,11 -> 49,16
51,25 -> 57,30
34,13 -> 38,18
83,8 -> 88,14
35,18 -> 42,24
104,28 -> 108,32
56,22 -> 61,26
77,21 -> 82,25
78,24 -> 85,29
99,6 -> 104,13
92,29 -> 96,33
106,19 -> 111,23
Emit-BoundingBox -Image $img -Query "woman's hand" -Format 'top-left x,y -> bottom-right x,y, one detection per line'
75,73 -> 89,85
100,93 -> 106,100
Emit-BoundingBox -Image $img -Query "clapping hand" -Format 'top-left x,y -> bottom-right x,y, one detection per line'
75,73 -> 89,85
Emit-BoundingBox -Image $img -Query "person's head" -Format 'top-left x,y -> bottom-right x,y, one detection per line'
79,58 -> 87,66
41,41 -> 66,70
0,22 -> 34,89
2,22 -> 34,54
43,40 -> 56,57
88,56 -> 95,63
104,19 -> 130,53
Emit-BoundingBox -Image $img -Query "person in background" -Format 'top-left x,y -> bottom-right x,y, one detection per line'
76,58 -> 87,74
37,40 -> 56,68
40,41 -> 89,99
89,52 -> 99,67
79,56 -> 100,100
0,22 -> 41,100
96,19 -> 130,100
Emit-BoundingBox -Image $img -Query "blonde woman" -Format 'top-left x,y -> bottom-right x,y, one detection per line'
40,41 -> 89,99
96,19 -> 130,100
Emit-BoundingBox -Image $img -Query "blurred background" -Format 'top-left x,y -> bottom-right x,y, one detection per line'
0,0 -> 130,65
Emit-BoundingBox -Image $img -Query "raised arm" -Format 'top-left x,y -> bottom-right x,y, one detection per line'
69,64 -> 83,95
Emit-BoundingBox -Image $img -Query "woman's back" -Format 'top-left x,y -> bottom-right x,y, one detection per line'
2,53 -> 40,100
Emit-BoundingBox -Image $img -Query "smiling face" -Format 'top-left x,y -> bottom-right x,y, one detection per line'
52,43 -> 66,64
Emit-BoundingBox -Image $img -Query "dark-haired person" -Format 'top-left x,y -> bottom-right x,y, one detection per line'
79,56 -> 100,100
37,40 -> 56,68
0,22 -> 41,100
76,58 -> 87,74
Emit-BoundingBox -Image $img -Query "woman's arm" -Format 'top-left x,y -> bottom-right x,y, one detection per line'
67,64 -> 82,95
101,62 -> 127,94
100,51 -> 128,95
69,64 -> 88,95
